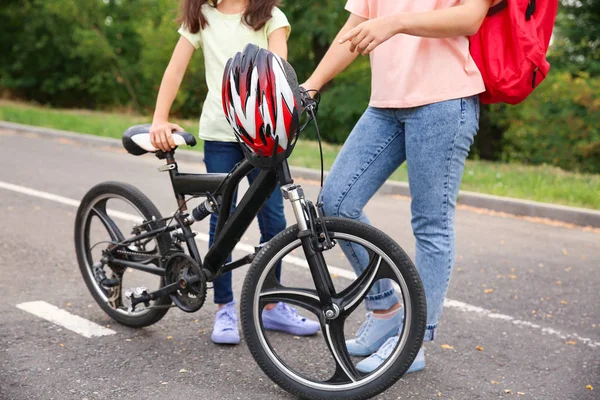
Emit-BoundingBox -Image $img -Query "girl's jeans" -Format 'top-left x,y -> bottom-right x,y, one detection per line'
204,141 -> 286,304
321,96 -> 480,341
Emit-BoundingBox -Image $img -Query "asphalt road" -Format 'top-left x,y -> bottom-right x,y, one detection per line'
0,128 -> 598,400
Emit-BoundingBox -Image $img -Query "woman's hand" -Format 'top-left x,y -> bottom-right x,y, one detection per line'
149,121 -> 184,152
338,15 -> 400,55
340,0 -> 495,48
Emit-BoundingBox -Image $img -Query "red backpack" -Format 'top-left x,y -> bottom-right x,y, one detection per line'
469,0 -> 559,105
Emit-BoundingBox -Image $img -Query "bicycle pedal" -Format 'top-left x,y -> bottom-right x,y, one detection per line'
134,286 -> 148,297
125,286 -> 149,312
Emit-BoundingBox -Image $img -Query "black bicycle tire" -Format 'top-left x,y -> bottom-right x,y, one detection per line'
240,217 -> 427,400
74,181 -> 172,328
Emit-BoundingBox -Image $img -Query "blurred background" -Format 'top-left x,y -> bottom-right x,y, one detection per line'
0,0 -> 598,209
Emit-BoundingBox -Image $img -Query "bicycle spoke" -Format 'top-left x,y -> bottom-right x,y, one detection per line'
336,253 -> 383,316
323,318 -> 361,384
91,200 -> 124,243
259,287 -> 322,317
374,260 -> 402,284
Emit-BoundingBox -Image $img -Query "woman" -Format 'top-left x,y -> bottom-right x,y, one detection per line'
302,0 -> 494,373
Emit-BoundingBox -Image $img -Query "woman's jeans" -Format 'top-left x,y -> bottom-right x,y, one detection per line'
204,141 -> 286,304
321,96 -> 480,341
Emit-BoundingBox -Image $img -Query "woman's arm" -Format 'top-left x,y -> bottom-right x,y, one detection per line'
150,37 -> 195,151
340,0 -> 495,55
268,27 -> 288,60
301,13 -> 368,92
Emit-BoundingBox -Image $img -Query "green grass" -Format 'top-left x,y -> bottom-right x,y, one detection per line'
1,100 -> 598,210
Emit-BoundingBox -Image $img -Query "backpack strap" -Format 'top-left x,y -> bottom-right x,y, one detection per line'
487,0 -> 536,20
487,0 -> 507,17
526,0 -> 536,20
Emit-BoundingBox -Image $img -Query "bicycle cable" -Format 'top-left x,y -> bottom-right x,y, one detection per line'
164,194 -> 202,232
89,240 -> 118,252
300,88 -> 325,201
131,194 -> 202,239
311,106 -> 325,191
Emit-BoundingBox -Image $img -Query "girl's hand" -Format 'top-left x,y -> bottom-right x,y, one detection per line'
149,121 -> 184,152
338,15 -> 400,55
300,79 -> 322,97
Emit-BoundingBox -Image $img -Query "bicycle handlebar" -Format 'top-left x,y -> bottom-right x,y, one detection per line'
298,87 -> 319,115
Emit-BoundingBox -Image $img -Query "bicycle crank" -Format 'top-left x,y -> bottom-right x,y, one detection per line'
164,253 -> 207,313
125,253 -> 207,313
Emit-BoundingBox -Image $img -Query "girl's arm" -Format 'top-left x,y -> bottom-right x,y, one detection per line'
340,0 -> 495,55
268,27 -> 288,60
301,13 -> 368,92
150,37 -> 195,152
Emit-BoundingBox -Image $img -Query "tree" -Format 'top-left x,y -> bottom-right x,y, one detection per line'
550,0 -> 600,76
503,72 -> 600,173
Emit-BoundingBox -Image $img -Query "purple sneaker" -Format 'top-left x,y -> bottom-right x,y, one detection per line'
211,301 -> 240,345
262,302 -> 320,336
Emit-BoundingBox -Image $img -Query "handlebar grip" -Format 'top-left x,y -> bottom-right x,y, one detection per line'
299,88 -> 317,111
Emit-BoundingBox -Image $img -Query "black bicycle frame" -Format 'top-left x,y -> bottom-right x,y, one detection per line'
201,168 -> 279,278
110,150 -> 292,285
112,153 -> 291,281
106,146 -> 338,319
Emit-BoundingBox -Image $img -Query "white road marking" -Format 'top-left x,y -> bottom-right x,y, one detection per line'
0,180 -> 356,280
444,299 -> 600,349
208,232 -> 358,280
16,301 -> 116,338
0,181 -> 80,207
2,181 -> 598,348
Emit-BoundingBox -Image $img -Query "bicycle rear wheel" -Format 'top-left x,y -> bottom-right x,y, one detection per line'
74,181 -> 172,328
240,217 -> 426,400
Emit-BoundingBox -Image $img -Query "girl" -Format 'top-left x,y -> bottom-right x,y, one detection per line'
149,0 -> 319,345
302,0 -> 494,373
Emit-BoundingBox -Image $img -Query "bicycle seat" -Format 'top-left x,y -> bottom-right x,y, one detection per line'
122,124 -> 197,156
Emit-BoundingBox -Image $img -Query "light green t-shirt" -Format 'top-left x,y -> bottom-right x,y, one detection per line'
179,5 -> 290,142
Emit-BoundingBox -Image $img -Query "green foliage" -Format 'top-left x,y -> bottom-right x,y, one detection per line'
0,0 -> 206,115
1,0 -> 137,107
0,0 -> 599,173
2,99 -> 599,209
0,0 -> 357,140
300,59 -> 371,143
471,104 -> 509,161
550,0 -> 600,77
502,72 -> 600,173
284,0 -> 347,74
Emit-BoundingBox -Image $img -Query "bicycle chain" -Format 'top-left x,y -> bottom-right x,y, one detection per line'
116,249 -> 157,258
149,304 -> 178,309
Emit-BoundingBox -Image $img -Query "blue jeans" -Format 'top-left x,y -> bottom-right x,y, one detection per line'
321,97 -> 479,341
204,141 -> 286,304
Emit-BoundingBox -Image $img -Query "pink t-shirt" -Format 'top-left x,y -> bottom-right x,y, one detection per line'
345,0 -> 485,108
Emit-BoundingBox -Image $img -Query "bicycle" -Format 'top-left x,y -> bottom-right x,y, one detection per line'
74,89 -> 426,400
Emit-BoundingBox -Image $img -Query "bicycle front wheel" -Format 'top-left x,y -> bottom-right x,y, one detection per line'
240,217 -> 426,400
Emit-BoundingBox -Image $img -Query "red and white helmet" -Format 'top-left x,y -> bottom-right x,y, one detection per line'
222,44 -> 301,169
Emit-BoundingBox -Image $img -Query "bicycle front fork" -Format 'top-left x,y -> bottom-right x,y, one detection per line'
281,183 -> 340,320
